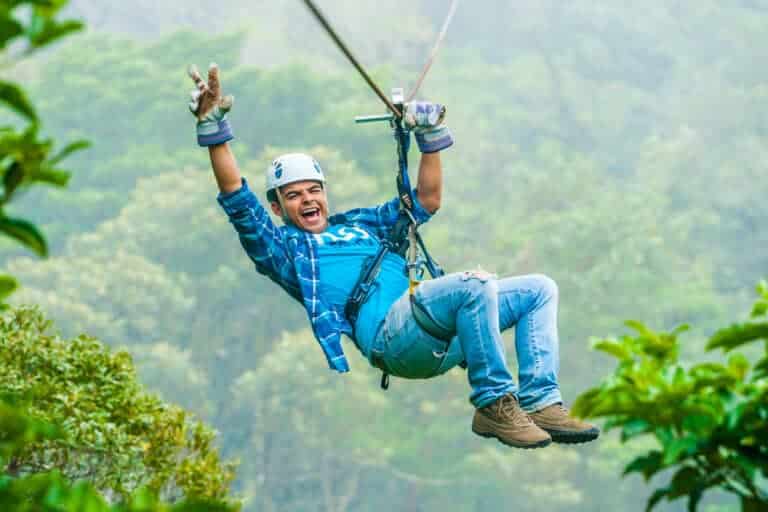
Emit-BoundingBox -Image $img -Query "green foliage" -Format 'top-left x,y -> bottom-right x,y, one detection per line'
574,281 -> 768,511
0,394 -> 60,460
0,0 -> 84,53
0,306 -> 239,506
0,396 -> 238,511
6,2 -> 768,510
0,81 -> 37,121
0,0 -> 88,307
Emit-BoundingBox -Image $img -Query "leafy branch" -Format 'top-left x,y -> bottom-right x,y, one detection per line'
0,0 -> 89,307
573,280 -> 768,511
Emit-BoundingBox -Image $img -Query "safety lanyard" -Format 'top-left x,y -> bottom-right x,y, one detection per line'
345,91 -> 444,328
305,0 -> 459,389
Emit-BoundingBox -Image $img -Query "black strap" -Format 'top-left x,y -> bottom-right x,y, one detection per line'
345,247 -> 390,327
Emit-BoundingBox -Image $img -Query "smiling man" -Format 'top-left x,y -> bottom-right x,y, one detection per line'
188,63 -> 599,449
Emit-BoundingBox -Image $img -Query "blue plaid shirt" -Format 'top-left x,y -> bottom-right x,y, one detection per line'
217,178 -> 433,373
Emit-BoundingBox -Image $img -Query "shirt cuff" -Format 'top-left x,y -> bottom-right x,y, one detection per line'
217,177 -> 259,216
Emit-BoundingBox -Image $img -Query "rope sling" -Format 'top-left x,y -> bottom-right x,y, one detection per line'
302,0 -> 461,388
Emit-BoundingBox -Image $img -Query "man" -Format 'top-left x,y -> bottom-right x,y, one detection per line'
188,63 -> 599,449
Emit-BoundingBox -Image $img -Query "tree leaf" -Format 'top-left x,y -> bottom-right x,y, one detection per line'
2,161 -> 24,198
0,16 -> 23,51
727,353 -> 750,381
707,322 -> 768,352
668,466 -> 701,498
48,139 -> 90,166
688,488 -> 704,512
756,280 -> 768,298
32,168 -> 70,187
592,339 -> 631,360
689,362 -> 727,378
624,451 -> 663,480
0,215 -> 47,257
741,496 -> 768,512
663,436 -> 698,465
681,414 -> 717,435
571,388 -> 602,418
725,403 -> 747,431
625,319 -> 659,340
27,14 -> 84,49
0,274 -> 18,309
621,418 -> 651,441
753,357 -> 768,379
0,80 -> 38,121
645,486 -> 670,512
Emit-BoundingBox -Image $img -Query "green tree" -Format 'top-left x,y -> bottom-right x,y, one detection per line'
0,0 -> 88,306
573,280 -> 768,511
0,305 -> 239,505
0,395 -> 238,511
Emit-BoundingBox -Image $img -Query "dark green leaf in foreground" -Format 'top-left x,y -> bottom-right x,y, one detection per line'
0,275 -> 18,309
48,139 -> 90,166
0,215 -> 47,257
0,80 -> 37,121
0,15 -> 23,50
26,4 -> 84,50
707,323 -> 768,352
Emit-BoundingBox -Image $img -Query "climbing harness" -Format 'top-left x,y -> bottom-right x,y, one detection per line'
302,0 -> 460,389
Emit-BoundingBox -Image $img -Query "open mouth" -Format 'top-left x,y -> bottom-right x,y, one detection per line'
301,207 -> 321,221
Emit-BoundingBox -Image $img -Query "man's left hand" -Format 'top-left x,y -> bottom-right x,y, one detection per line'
404,101 -> 454,153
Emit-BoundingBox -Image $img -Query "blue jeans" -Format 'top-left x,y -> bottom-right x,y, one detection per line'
369,272 -> 563,410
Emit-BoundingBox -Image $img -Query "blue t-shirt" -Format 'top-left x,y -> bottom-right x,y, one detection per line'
313,224 -> 409,356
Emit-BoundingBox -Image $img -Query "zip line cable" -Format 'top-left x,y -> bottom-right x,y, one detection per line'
302,0 -> 402,118
406,0 -> 460,102
302,0 -> 460,113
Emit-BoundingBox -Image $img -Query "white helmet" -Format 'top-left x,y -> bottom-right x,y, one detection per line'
265,153 -> 326,196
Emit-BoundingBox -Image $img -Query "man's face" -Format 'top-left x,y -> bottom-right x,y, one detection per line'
270,180 -> 329,233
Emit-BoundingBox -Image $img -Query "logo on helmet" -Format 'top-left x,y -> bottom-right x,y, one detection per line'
274,161 -> 283,179
313,160 -> 322,174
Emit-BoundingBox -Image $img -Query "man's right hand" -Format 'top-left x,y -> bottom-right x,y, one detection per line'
187,63 -> 235,147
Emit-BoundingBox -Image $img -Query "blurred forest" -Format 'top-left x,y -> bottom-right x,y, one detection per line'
4,0 -> 767,510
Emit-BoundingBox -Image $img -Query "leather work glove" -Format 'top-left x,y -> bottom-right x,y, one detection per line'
403,101 -> 454,153
187,63 -> 234,147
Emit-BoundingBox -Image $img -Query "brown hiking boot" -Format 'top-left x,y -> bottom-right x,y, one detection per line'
528,403 -> 600,444
472,393 -> 552,449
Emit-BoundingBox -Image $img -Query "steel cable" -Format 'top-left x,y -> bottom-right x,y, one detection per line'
406,0 -> 460,101
302,0 -> 402,117
302,0 -> 460,114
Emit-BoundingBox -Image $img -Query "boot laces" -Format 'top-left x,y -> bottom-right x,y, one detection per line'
497,394 -> 534,427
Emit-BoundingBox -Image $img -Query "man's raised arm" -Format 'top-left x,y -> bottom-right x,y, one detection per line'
187,63 -> 242,194
208,143 -> 242,195
417,152 -> 443,214
409,101 -> 453,214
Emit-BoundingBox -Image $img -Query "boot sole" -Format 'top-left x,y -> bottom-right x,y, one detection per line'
472,428 -> 552,449
543,427 -> 600,444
